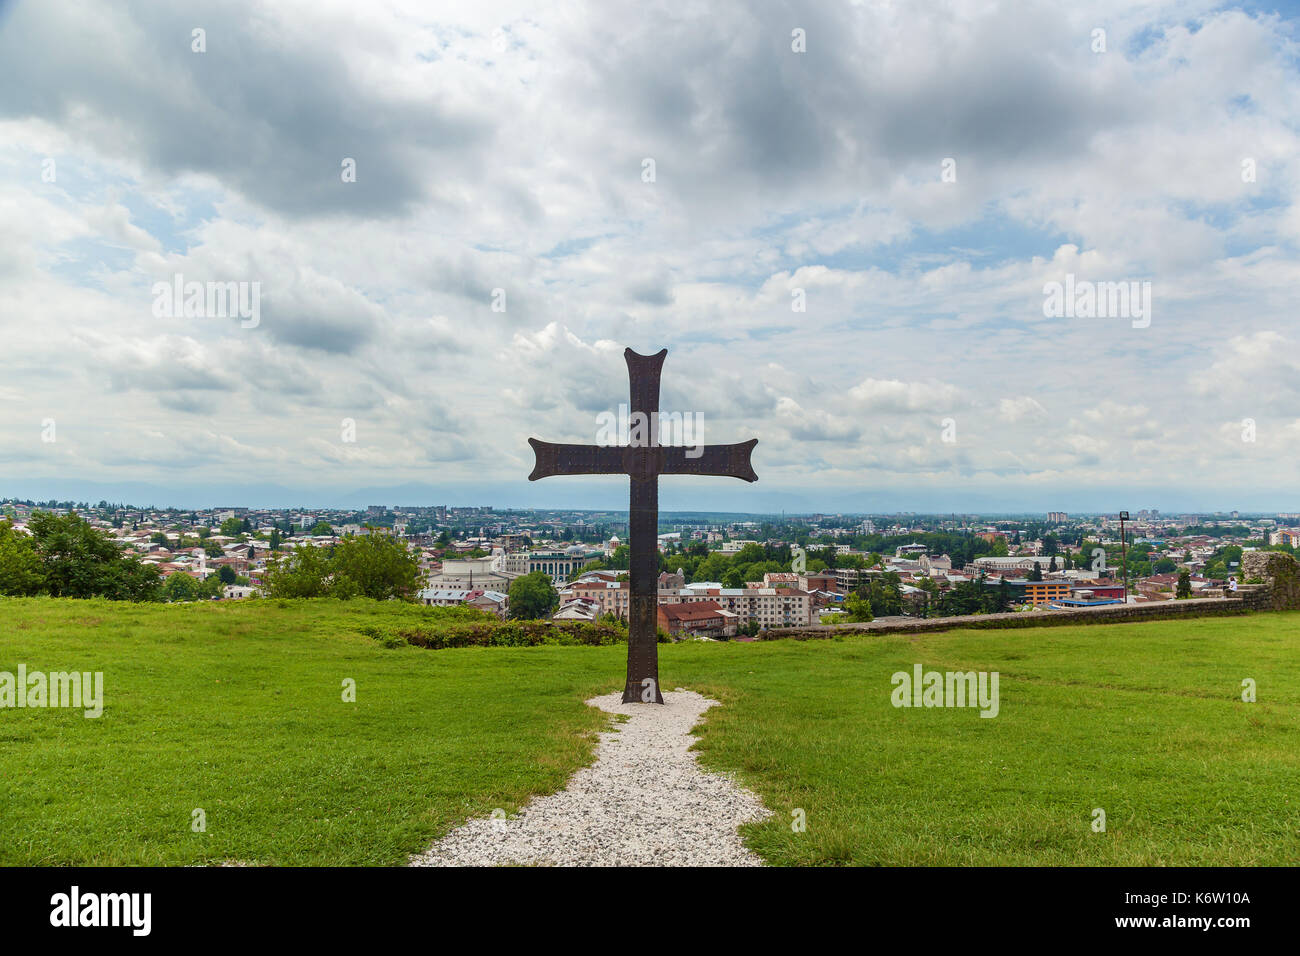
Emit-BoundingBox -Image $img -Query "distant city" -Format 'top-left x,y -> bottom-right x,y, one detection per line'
5,496 -> 1295,635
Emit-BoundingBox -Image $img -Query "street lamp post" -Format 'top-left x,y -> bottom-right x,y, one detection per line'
1119,511 -> 1130,603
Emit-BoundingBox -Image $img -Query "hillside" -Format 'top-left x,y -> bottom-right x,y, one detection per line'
2,598 -> 1297,865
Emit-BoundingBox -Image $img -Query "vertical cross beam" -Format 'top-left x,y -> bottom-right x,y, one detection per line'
624,348 -> 666,703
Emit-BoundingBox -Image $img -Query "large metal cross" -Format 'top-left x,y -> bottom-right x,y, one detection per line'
528,347 -> 758,703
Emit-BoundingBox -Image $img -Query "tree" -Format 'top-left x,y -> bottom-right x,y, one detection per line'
844,593 -> 874,623
691,551 -> 729,583
218,565 -> 237,585
508,571 -> 559,620
1176,569 -> 1192,599
26,511 -> 160,600
162,572 -> 200,602
1028,563 -> 1044,582
913,576 -> 940,618
219,517 -> 245,536
309,521 -> 334,536
0,520 -> 44,596
262,544 -> 334,598
268,529 -> 281,551
995,577 -> 1013,612
331,533 -> 421,601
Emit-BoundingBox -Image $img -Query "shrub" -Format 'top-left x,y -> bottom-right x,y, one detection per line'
364,618 -> 628,649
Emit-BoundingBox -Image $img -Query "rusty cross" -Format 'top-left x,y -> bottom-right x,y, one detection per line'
528,347 -> 758,703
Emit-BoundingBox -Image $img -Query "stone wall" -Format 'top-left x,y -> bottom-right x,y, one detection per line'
1241,551 -> 1300,611
760,597 -> 1251,640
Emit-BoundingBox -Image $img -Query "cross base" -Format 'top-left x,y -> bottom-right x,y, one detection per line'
621,680 -> 665,705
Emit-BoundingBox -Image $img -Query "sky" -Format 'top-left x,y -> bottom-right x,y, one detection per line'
1,0 -> 1299,514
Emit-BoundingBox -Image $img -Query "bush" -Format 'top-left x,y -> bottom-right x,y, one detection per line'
362,617 -> 628,649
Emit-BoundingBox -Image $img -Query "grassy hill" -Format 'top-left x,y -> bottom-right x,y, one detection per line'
2,597 -> 1297,865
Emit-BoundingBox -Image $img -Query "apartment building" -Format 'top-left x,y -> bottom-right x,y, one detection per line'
1021,580 -> 1072,604
563,577 -> 814,627
677,586 -> 813,628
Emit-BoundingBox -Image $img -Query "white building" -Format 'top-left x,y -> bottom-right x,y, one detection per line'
719,540 -> 759,553
426,557 -> 516,590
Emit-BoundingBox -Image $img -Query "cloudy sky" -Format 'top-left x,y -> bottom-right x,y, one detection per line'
2,0 -> 1298,513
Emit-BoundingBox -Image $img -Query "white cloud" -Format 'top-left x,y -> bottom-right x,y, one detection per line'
1,0 -> 1298,506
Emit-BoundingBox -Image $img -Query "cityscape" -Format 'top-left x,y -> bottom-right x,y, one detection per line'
2,0 -> 1296,917
4,496 -> 1295,637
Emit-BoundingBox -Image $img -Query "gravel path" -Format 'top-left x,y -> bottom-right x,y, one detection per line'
410,688 -> 771,866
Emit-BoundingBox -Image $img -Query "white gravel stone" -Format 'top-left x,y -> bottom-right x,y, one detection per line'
410,689 -> 772,867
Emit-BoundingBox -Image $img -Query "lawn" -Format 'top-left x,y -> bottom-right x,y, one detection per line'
2,598 -> 1297,865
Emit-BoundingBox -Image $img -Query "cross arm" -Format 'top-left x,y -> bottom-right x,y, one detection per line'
659,438 -> 758,482
527,438 -> 628,481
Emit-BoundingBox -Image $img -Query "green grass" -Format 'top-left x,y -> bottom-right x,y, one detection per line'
2,598 -> 1298,865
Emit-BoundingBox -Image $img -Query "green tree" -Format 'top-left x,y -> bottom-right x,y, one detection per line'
194,574 -> 224,600
309,521 -> 335,536
0,519 -> 45,595
508,571 -> 559,620
692,551 -> 730,583
994,577 -> 1013,612
331,533 -> 421,601
27,511 -> 160,600
218,565 -> 237,585
1176,569 -> 1192,599
262,543 -> 334,598
844,593 -> 874,623
219,517 -> 245,536
162,572 -> 200,602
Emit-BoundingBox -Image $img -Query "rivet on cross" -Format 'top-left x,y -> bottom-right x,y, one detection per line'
528,347 -> 758,703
